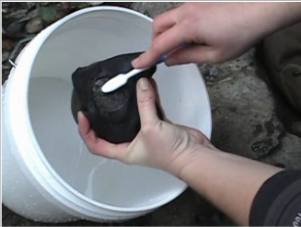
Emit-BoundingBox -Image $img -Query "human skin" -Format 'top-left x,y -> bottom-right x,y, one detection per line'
132,2 -> 301,67
78,78 -> 282,226
78,3 -> 301,225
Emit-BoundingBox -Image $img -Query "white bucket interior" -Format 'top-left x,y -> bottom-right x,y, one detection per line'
26,9 -> 211,209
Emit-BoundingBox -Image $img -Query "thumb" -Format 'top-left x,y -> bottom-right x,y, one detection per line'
137,78 -> 160,127
166,45 -> 217,65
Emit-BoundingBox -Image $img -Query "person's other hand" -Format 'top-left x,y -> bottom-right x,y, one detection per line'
78,78 -> 215,176
132,2 -> 274,68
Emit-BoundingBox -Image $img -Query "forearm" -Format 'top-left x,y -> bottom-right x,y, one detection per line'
246,2 -> 301,39
178,5 -> 299,223
179,147 -> 282,226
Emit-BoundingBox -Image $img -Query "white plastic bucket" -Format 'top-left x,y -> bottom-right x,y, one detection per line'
2,6 -> 212,223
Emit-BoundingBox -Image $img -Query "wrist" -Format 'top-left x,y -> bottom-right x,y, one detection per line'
177,146 -> 225,194
167,144 -> 220,179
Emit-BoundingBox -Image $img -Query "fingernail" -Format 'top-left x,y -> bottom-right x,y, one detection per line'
166,58 -> 176,66
139,78 -> 149,91
77,111 -> 83,120
132,58 -> 140,67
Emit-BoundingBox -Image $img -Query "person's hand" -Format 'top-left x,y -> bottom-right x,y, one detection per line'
132,2 -> 283,68
78,78 -> 216,176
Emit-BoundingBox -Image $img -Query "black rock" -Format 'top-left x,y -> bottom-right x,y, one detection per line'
71,52 -> 164,144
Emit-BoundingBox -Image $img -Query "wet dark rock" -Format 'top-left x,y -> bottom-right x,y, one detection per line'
4,20 -> 27,38
71,52 -> 164,144
274,163 -> 286,168
56,9 -> 67,20
69,2 -> 91,9
40,6 -> 58,24
25,17 -> 43,33
87,2 -> 104,6
2,39 -> 15,51
2,52 -> 9,62
101,2 -> 132,8
291,121 -> 301,138
3,9 -> 28,19
22,8 -> 40,22
2,3 -> 36,19
2,4 -> 40,38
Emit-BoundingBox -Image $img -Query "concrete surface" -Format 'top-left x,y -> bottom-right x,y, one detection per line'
208,69 -> 301,168
208,70 -> 283,159
131,2 -> 183,17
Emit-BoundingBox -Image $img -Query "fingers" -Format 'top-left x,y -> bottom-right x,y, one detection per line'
132,25 -> 187,68
166,45 -> 217,65
136,78 -> 160,127
152,7 -> 179,40
77,112 -> 130,161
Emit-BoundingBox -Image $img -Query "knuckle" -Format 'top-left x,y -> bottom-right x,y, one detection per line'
142,120 -> 161,134
206,51 -> 220,63
178,51 -> 190,63
153,18 -> 160,30
139,93 -> 155,105
141,124 -> 153,134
